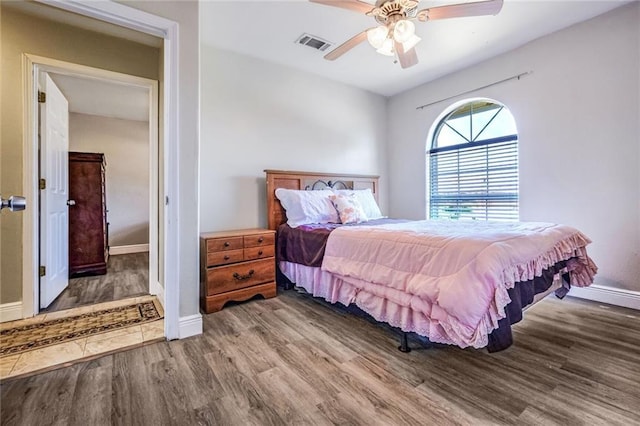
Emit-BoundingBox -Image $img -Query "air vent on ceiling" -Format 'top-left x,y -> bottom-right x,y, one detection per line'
296,33 -> 332,52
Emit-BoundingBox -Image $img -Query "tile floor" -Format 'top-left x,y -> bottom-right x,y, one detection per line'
0,295 -> 164,380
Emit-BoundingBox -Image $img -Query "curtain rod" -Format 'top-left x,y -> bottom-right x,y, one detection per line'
415,71 -> 533,110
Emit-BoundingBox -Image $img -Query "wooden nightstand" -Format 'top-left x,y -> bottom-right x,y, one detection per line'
200,228 -> 277,313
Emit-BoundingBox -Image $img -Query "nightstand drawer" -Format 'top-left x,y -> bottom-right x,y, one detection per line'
207,237 -> 243,252
244,233 -> 275,248
200,228 -> 277,313
244,245 -> 275,260
206,258 -> 275,295
207,249 -> 244,267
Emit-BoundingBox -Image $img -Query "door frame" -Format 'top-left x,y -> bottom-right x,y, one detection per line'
24,57 -> 160,312
22,1 -> 180,339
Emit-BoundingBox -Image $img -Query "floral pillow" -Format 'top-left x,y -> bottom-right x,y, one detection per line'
333,188 -> 384,219
329,194 -> 368,224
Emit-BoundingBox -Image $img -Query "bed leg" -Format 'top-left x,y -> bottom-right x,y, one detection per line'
398,332 -> 411,353
276,269 -> 294,290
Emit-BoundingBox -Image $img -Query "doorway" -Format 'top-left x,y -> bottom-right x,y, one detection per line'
35,67 -> 158,314
1,41 -> 169,378
3,0 -> 182,340
23,56 -> 162,317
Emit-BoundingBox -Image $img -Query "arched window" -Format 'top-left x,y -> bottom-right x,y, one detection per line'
428,99 -> 518,221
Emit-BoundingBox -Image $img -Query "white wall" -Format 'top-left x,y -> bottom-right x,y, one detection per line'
387,3 -> 640,292
69,113 -> 149,247
199,46 -> 388,232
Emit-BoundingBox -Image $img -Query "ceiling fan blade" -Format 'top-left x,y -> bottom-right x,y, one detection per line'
417,0 -> 503,22
309,0 -> 374,15
394,41 -> 419,69
324,31 -> 369,61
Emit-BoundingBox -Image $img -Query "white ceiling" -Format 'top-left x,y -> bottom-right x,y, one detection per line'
50,74 -> 150,122
10,0 -> 630,103
201,0 -> 630,96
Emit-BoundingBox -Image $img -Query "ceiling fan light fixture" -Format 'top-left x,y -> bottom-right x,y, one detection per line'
402,34 -> 421,51
393,19 -> 415,43
376,38 -> 395,56
314,0 -> 505,68
367,26 -> 389,49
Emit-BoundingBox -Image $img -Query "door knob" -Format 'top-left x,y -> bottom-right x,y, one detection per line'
67,199 -> 76,206
0,195 -> 27,212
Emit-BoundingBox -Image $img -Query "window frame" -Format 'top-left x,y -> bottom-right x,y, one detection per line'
427,100 -> 519,221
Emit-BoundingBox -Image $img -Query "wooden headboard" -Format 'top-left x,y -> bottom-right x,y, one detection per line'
265,170 -> 380,230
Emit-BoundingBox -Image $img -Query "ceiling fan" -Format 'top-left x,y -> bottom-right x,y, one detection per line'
310,0 -> 504,69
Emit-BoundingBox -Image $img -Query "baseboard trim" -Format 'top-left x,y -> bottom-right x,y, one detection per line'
569,284 -> 640,310
109,244 -> 149,255
178,314 -> 203,339
150,281 -> 165,309
0,301 -> 23,323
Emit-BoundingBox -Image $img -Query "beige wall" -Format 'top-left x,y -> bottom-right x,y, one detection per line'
69,113 -> 150,247
0,5 -> 160,303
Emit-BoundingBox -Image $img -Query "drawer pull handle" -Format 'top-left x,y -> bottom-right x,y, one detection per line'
233,270 -> 255,281
224,255 -> 230,260
258,237 -> 264,243
224,242 -> 230,247
258,250 -> 263,256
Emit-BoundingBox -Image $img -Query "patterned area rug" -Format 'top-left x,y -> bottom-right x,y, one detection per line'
0,301 -> 162,356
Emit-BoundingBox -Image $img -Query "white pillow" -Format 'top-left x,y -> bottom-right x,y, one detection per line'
274,188 -> 339,228
329,194 -> 368,224
333,188 -> 384,220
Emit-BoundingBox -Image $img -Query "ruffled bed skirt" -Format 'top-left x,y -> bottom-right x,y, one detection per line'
279,261 -> 500,347
280,256 -> 586,350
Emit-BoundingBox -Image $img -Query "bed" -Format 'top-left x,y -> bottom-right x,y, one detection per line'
265,169 -> 597,352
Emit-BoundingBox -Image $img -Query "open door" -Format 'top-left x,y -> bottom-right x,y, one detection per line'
39,73 -> 70,309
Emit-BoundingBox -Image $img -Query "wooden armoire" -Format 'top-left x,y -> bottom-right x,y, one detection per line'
68,152 -> 109,277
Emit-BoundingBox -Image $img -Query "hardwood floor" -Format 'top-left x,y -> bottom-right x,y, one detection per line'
2,290 -> 639,425
44,253 -> 149,313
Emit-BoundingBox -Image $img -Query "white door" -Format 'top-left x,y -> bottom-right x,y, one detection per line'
39,73 -> 70,309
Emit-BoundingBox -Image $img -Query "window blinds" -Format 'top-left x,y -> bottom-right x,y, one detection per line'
429,136 -> 518,221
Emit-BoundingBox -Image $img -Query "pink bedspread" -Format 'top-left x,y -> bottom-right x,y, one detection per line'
321,220 -> 597,348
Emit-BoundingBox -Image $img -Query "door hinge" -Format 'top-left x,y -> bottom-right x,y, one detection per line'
39,266 -> 46,277
38,91 -> 46,103
39,178 -> 46,190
